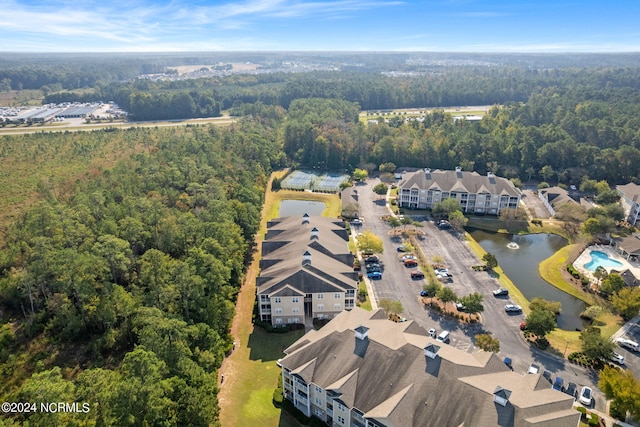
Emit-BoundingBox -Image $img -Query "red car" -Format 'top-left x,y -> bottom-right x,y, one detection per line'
519,322 -> 526,331
410,270 -> 425,279
404,259 -> 418,267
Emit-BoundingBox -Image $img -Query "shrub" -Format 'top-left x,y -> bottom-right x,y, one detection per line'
535,336 -> 550,350
273,373 -> 284,405
609,401 -> 626,421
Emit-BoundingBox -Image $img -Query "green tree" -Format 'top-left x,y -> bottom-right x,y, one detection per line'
373,182 -> 388,199
525,308 -> 556,337
92,234 -> 133,284
580,327 -> 616,361
459,292 -> 484,315
482,252 -> 498,270
600,273 -> 625,297
436,286 -> 458,305
540,165 -> 555,183
582,217 -> 601,236
378,299 -> 403,316
422,281 -> 441,298
598,366 -> 640,421
357,230 -> 384,254
448,210 -> 468,233
432,198 -> 461,218
610,287 -> 640,320
529,297 -> 562,316
353,168 -> 368,181
379,162 -> 396,173
475,334 -> 500,353
593,266 -> 608,284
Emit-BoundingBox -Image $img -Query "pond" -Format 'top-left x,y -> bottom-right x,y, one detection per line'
469,229 -> 587,331
279,199 -> 327,217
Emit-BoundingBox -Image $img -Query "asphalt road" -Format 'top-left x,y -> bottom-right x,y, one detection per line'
356,177 -> 612,412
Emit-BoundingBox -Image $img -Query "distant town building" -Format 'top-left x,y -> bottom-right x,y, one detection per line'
280,307 -> 579,427
398,167 -> 521,215
538,186 -> 581,217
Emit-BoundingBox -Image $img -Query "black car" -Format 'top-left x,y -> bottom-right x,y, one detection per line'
565,382 -> 577,399
543,370 -> 552,383
366,264 -> 382,273
492,288 -> 509,297
364,256 -> 379,264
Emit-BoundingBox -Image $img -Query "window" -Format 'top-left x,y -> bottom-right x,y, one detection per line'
337,416 -> 345,424
337,403 -> 346,412
275,318 -> 282,324
292,307 -> 299,313
334,293 -> 341,299
334,303 -> 341,309
315,385 -> 322,393
274,297 -> 282,303
315,397 -> 322,405
317,304 -> 324,310
315,409 -> 323,417
317,293 -> 324,299
292,297 -> 299,303
275,308 -> 283,314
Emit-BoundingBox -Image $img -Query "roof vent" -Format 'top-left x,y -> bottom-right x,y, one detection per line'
487,171 -> 495,178
455,166 -> 462,172
302,213 -> 310,224
424,343 -> 440,360
302,250 -> 311,266
311,227 -> 319,240
354,325 -> 369,341
493,386 -> 512,407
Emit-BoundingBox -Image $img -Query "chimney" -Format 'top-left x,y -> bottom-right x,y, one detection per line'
455,166 -> 462,172
424,344 -> 440,360
354,325 -> 369,341
424,168 -> 431,179
311,227 -> 319,240
302,213 -> 310,225
302,250 -> 312,266
487,171 -> 495,178
493,386 -> 512,407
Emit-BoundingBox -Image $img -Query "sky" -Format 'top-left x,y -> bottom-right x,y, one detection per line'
1,0 -> 639,53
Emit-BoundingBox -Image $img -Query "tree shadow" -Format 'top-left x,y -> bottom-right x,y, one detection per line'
247,325 -> 305,362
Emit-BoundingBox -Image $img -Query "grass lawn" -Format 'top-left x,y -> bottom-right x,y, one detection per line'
465,232 -> 530,312
358,279 -> 372,311
539,244 -> 595,305
219,170 -> 342,427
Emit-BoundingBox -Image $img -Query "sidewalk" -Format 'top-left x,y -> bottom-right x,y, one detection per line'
578,402 -> 635,427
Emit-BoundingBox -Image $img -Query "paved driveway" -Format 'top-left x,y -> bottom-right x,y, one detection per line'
356,178 -> 610,413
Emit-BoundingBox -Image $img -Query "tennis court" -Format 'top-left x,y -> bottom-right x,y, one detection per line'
280,170 -> 348,193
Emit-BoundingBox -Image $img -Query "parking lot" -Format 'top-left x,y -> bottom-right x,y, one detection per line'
354,177 -> 621,413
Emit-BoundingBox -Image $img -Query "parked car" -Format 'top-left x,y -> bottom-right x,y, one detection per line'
611,352 -> 625,365
579,386 -> 592,406
434,268 -> 449,275
438,220 -> 451,229
504,304 -> 522,313
519,321 -> 527,331
543,370 -> 552,383
366,263 -> 382,272
420,289 -> 429,297
552,377 -> 564,392
616,338 -> 639,352
428,328 -> 436,338
404,259 -> 418,267
565,382 -> 577,399
455,302 -> 466,311
350,218 -> 363,226
401,254 -> 417,261
493,288 -> 509,297
396,245 -> 410,252
364,256 -> 379,264
411,270 -> 425,279
527,363 -> 540,374
503,357 -> 513,370
436,330 -> 450,343
367,271 -> 382,280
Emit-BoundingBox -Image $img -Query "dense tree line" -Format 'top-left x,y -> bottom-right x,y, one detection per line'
0,120 -> 284,426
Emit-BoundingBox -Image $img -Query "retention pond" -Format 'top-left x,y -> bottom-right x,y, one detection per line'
469,230 -> 587,331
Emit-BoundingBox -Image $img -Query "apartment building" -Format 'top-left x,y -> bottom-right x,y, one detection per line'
617,183 -> 640,226
280,308 -> 579,427
398,167 -> 521,215
257,214 -> 358,327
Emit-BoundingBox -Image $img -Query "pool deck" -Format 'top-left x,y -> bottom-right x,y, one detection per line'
574,244 -> 640,283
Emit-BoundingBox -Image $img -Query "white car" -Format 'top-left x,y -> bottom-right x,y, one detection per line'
611,352 -> 625,365
579,386 -> 592,406
504,304 -> 522,313
527,363 -> 540,374
616,338 -> 639,352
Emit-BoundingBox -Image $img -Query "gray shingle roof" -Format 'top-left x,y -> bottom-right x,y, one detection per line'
281,308 -> 579,427
399,168 -> 521,197
617,183 -> 640,202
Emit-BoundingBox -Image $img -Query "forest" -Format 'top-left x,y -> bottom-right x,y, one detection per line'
0,114 -> 285,426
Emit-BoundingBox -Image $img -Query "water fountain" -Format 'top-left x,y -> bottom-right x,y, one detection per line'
506,242 -> 519,249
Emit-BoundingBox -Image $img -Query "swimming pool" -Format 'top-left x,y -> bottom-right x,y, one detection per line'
583,250 -> 623,271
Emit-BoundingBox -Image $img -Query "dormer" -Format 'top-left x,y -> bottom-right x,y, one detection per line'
302,213 -> 310,225
493,386 -> 511,407
424,168 -> 431,179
